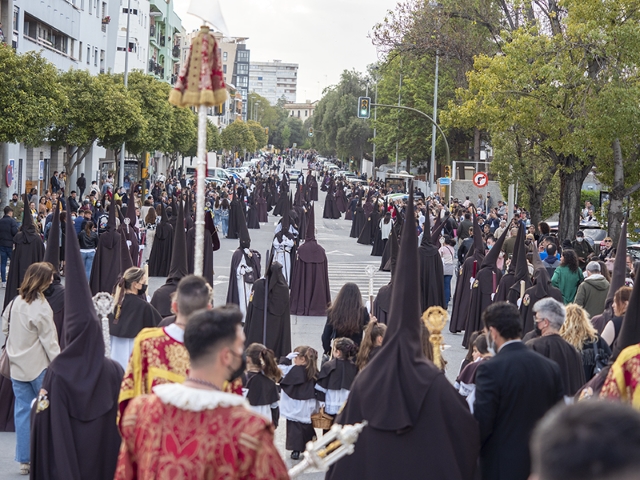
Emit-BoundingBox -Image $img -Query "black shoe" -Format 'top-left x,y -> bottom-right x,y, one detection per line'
291,451 -> 300,460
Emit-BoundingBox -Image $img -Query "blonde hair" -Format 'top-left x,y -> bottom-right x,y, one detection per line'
113,267 -> 146,320
560,304 -> 597,351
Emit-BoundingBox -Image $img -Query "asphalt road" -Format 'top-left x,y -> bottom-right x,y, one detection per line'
0,167 -> 466,479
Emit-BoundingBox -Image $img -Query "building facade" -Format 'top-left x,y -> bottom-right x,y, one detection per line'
249,60 -> 298,105
147,0 -> 182,84
110,0 -> 150,75
284,100 -> 317,120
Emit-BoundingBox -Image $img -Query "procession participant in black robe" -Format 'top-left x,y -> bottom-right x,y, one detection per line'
418,202 -> 446,313
449,209 -> 484,333
494,221 -> 524,303
321,172 -> 330,192
247,191 -> 260,229
591,219 -> 627,333
335,181 -> 348,213
379,207 -> 403,271
30,202 -> 123,480
357,199 -> 380,246
272,207 -> 296,286
3,193 -> 45,309
151,199 -> 188,317
226,212 -> 261,319
43,201 -> 65,346
507,223 -> 533,306
89,203 -> 123,295
327,185 -> 480,480
306,171 -> 318,201
521,249 -> 564,337
117,206 -> 134,273
345,195 -> 357,221
373,226 -> 398,325
527,298 -> 586,396
273,180 -> 289,217
147,203 -> 173,277
462,224 -> 510,347
349,196 -> 365,238
362,190 -> 374,218
227,187 -> 243,239
323,178 -> 341,219
371,199 -> 390,256
256,181 -> 269,222
290,204 -> 331,316
244,261 -> 292,360
118,199 -> 140,267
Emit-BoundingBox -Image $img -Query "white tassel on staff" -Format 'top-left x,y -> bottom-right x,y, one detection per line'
194,106 -> 207,277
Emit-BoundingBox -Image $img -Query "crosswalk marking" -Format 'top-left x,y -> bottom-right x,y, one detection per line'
327,262 -> 390,298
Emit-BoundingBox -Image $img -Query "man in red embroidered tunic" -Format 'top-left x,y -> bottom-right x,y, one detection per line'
118,276 -> 211,421
115,305 -> 288,480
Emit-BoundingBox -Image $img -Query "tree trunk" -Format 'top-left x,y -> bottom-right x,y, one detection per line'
558,154 -> 592,242
608,139 -> 626,245
473,128 -> 481,163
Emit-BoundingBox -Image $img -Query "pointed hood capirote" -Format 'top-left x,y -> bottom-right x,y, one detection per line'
20,192 -> 39,243
385,226 -> 399,278
419,203 -> 438,255
167,197 -> 188,280
508,222 -> 531,300
480,219 -> 510,269
351,183 -> 440,431
49,201 -> 122,421
471,207 -> 484,263
238,202 -> 252,249
43,200 -> 61,270
611,263 -> 640,361
305,202 -> 316,242
160,202 -> 169,224
607,218 -> 628,309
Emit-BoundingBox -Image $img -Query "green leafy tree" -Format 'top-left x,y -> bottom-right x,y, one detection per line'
281,124 -> 291,149
0,46 -> 62,146
246,120 -> 268,149
207,121 -> 222,153
166,106 -> 197,170
221,120 -> 256,154
125,72 -> 173,158
50,70 -> 141,177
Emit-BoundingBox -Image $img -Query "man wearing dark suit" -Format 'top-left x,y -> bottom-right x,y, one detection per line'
474,302 -> 564,480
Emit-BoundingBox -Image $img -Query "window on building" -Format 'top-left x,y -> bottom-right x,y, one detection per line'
102,2 -> 106,18
223,51 -> 227,61
94,47 -> 98,66
237,63 -> 248,74
79,41 -> 83,61
13,6 -> 19,32
86,46 -> 90,64
297,110 -> 300,118
305,110 -> 308,117
257,76 -> 262,81
89,0 -> 92,14
223,64 -> 227,74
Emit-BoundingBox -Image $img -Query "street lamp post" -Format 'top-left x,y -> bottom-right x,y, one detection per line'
119,0 -> 132,188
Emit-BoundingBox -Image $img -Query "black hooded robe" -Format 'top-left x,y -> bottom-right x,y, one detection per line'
30,198 -> 123,480
349,203 -> 366,238
147,205 -> 173,277
520,268 -> 564,336
327,185 -> 479,480
323,184 -> 341,220
244,263 -> 292,360
43,201 -> 65,347
418,208 -> 445,313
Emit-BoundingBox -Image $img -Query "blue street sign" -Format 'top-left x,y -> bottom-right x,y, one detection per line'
439,177 -> 451,185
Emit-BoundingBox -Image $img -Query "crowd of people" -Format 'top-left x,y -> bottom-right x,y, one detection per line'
0,152 -> 638,479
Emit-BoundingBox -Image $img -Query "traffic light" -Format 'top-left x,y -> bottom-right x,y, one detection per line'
308,127 -> 314,137
444,165 -> 451,178
357,97 -> 371,119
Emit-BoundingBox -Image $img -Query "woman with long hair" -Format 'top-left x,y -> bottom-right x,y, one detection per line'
108,267 -> 162,369
601,286 -> 633,346
356,320 -> 387,370
78,220 -> 99,279
551,249 -> 584,304
322,283 -> 369,354
2,262 -> 59,475
560,304 -> 611,380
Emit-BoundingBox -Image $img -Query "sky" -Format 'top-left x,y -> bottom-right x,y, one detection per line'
173,0 -> 397,103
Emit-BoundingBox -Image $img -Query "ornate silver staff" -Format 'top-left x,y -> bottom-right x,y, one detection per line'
288,421 -> 368,478
365,264 -> 376,313
93,292 -> 114,357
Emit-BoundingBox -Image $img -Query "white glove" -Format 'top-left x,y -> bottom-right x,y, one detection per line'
517,298 -> 522,308
126,240 -> 132,247
286,352 -> 299,360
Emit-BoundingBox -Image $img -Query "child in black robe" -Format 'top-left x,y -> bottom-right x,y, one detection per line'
279,345 -> 319,460
242,343 -> 281,426
315,338 -> 359,429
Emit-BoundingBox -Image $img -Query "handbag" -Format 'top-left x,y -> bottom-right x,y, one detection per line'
311,406 -> 334,430
0,300 -> 15,379
592,339 -> 609,375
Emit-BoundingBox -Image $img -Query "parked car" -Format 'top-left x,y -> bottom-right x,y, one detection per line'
288,169 -> 302,182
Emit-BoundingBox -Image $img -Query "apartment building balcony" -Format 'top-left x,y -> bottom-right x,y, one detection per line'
171,45 -> 179,59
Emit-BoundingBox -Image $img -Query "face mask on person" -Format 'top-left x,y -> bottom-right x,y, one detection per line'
487,244 -> 493,250
139,284 -> 148,295
228,350 -> 247,382
576,237 -> 584,243
534,321 -> 543,337
485,331 -> 496,356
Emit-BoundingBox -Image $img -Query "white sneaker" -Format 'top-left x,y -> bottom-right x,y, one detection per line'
1,282 -> 5,288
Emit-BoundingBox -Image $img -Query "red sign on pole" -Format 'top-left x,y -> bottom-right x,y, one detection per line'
473,171 -> 488,188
